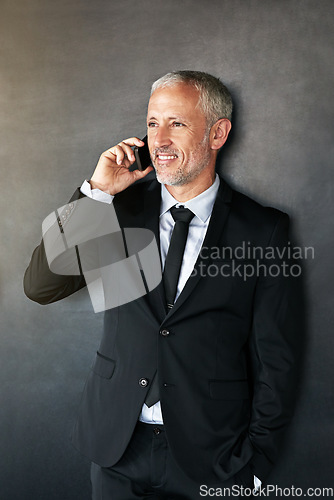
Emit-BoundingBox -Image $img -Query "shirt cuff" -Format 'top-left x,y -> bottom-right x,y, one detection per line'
254,475 -> 262,491
80,180 -> 114,204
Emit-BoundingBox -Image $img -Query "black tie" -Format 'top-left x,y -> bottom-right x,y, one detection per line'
145,205 -> 194,407
163,205 -> 195,310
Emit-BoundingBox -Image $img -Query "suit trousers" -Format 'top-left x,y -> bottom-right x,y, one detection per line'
90,422 -> 255,500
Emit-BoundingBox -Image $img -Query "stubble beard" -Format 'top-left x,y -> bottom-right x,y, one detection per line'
152,134 -> 211,187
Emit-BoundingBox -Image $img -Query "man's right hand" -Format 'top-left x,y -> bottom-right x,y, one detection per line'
89,137 -> 154,195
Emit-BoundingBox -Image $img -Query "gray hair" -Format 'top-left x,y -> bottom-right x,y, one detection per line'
150,70 -> 233,127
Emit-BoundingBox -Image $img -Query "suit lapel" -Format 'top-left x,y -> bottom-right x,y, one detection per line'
142,180 -> 167,321
161,177 -> 232,322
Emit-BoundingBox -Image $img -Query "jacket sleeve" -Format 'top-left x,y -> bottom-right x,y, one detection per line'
23,238 -> 86,305
247,212 -> 298,481
23,188 -> 87,305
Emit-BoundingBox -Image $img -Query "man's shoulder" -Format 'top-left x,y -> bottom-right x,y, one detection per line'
112,177 -> 160,224
219,181 -> 290,245
225,179 -> 289,226
115,177 -> 158,203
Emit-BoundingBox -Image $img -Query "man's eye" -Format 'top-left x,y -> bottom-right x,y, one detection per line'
173,122 -> 184,127
147,122 -> 157,128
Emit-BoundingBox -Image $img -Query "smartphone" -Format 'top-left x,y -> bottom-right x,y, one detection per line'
134,136 -> 151,171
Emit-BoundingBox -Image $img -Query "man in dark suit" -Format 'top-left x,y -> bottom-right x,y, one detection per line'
24,71 -> 296,499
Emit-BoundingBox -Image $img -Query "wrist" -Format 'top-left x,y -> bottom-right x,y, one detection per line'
89,179 -> 116,196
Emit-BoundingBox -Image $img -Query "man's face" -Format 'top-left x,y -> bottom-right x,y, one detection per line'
147,83 -> 213,187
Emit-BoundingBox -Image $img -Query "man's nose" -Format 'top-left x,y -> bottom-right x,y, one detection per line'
154,127 -> 172,148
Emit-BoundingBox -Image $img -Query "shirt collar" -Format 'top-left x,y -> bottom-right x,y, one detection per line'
160,174 -> 220,223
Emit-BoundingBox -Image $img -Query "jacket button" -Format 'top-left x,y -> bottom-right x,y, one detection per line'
139,378 -> 149,387
160,329 -> 170,337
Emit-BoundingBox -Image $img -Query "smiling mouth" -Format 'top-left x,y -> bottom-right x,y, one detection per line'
157,154 -> 178,161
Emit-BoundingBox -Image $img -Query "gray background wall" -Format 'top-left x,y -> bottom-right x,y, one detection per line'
1,0 -> 333,498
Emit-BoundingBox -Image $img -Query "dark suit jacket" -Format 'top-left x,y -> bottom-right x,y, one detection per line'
24,175 -> 296,485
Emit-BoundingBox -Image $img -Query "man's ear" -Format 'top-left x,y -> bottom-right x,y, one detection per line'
209,119 -> 232,150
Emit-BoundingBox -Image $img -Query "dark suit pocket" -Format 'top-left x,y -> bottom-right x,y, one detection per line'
209,380 -> 249,400
92,351 -> 116,379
